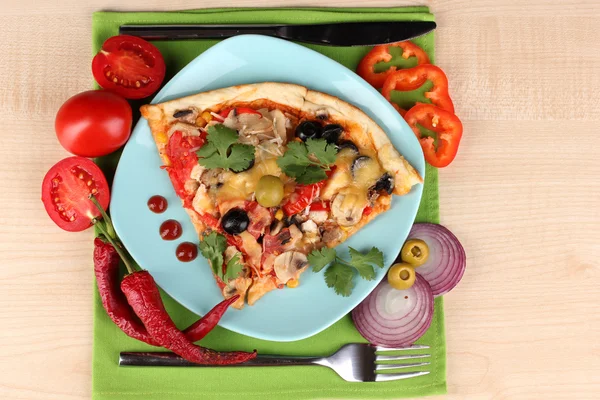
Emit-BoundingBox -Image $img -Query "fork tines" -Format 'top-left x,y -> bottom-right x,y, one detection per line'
373,344 -> 431,381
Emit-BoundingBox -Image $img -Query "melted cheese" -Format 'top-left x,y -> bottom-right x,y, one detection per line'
192,184 -> 215,215
216,157 -> 284,202
352,156 -> 384,190
321,147 -> 386,225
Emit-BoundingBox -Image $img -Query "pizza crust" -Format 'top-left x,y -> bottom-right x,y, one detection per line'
141,82 -> 422,196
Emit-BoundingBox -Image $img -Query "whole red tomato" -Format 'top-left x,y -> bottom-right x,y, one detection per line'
55,90 -> 132,157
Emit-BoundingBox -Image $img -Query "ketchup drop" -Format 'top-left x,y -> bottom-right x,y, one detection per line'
147,195 -> 168,213
176,242 -> 198,262
159,219 -> 182,240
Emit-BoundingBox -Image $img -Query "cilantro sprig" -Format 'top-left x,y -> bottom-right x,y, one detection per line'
198,232 -> 244,283
196,124 -> 255,172
277,138 -> 337,184
308,246 -> 384,296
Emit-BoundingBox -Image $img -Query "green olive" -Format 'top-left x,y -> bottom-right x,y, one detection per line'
401,239 -> 429,267
256,175 -> 284,207
387,263 -> 416,290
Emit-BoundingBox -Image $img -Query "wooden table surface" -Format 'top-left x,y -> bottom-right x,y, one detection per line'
1,1 -> 599,399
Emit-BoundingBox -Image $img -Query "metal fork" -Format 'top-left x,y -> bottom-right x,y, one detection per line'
119,343 -> 430,382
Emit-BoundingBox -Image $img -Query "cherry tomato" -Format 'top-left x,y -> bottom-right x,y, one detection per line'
41,157 -> 110,232
55,90 -> 132,157
92,35 -> 166,99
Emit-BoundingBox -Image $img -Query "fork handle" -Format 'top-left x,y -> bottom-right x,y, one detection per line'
119,352 -> 325,367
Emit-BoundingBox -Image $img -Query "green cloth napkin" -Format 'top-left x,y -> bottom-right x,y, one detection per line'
92,7 -> 445,400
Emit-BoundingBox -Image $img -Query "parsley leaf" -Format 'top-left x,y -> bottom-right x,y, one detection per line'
196,124 -> 255,172
324,262 -> 355,297
308,246 -> 385,296
277,138 -> 337,184
223,253 -> 244,283
305,138 -> 337,166
300,165 -> 328,184
225,145 -> 256,172
278,141 -> 310,167
198,232 -> 245,283
348,247 -> 384,280
198,232 -> 227,276
308,247 -> 337,272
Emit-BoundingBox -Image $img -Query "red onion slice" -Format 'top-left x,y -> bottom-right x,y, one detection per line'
407,223 -> 466,297
352,274 -> 434,347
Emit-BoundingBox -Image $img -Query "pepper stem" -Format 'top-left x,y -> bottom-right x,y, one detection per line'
88,194 -> 116,239
93,219 -> 136,275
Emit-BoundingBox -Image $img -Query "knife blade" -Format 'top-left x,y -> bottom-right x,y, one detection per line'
119,21 -> 436,47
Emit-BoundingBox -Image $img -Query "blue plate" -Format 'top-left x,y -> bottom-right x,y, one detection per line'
111,35 -> 425,342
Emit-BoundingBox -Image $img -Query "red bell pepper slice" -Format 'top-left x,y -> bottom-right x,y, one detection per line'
282,182 -> 325,216
282,167 -> 336,216
357,41 -> 430,89
403,104 -> 463,168
165,130 -> 206,197
382,64 -> 455,115
309,201 -> 330,212
218,107 -> 262,119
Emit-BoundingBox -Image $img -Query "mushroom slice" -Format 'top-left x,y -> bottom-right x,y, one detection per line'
239,113 -> 272,134
222,277 -> 252,309
322,225 -> 344,247
273,251 -> 309,284
331,188 -> 367,227
269,108 -> 288,145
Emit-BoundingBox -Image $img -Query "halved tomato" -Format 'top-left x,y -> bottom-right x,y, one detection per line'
92,35 -> 166,99
41,157 -> 110,232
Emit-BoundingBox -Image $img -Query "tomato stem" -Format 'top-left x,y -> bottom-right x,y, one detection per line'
93,219 -> 136,275
89,194 -> 116,239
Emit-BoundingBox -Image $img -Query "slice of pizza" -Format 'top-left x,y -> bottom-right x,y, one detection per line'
141,82 -> 422,308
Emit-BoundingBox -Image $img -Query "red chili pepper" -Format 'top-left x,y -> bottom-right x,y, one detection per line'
362,206 -> 373,217
121,271 -> 256,364
94,229 -> 238,347
93,238 -> 160,346
403,103 -> 463,168
357,41 -> 430,88
381,65 -> 455,115
218,107 -> 262,118
183,295 -> 240,342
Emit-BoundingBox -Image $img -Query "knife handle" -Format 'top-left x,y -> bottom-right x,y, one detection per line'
119,352 -> 324,367
120,24 -> 278,40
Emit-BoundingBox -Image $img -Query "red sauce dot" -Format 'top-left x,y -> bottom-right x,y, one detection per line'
176,242 -> 198,262
160,219 -> 182,240
148,195 -> 168,213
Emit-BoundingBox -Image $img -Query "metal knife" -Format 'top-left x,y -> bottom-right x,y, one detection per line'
119,21 -> 436,46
